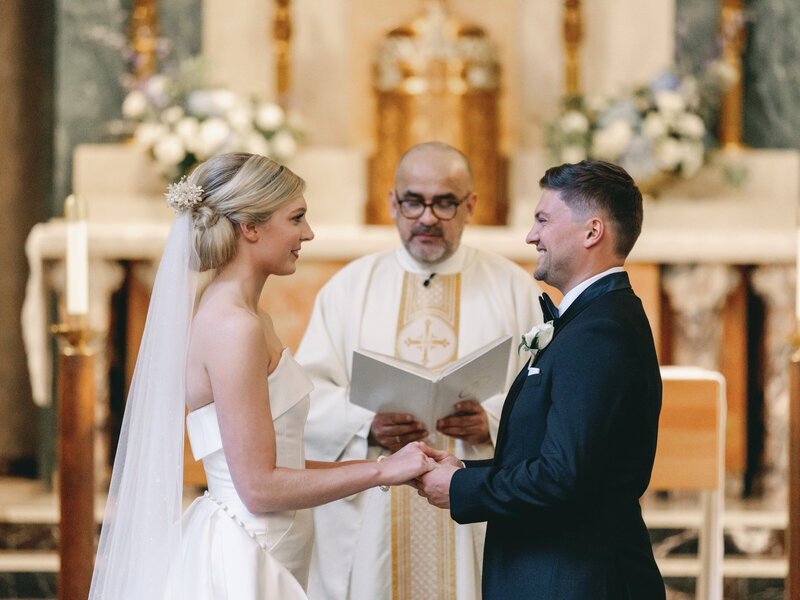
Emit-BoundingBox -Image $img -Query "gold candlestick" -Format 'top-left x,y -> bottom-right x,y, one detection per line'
52,317 -> 95,600
718,0 -> 745,149
130,0 -> 160,81
273,0 -> 292,108
563,0 -> 583,96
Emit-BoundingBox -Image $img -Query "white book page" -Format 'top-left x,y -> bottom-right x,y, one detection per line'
349,336 -> 512,432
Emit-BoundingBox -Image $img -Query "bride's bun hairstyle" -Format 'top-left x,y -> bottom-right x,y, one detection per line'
166,152 -> 306,271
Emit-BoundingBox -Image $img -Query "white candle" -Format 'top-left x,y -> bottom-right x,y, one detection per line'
65,195 -> 89,316
796,229 -> 800,321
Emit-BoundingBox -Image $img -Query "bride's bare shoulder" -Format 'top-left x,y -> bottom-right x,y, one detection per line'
194,298 -> 265,351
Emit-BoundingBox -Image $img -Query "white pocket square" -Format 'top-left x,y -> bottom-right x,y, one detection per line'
527,366 -> 540,376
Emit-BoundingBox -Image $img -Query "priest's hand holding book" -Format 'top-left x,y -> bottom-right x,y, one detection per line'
353,336 -> 511,452
368,400 -> 490,453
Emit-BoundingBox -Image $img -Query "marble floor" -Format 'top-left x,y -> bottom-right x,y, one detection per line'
0,478 -> 789,599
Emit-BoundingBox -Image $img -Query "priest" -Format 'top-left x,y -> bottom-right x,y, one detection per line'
297,142 -> 542,600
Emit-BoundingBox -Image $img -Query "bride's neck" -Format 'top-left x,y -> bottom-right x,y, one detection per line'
212,260 -> 268,312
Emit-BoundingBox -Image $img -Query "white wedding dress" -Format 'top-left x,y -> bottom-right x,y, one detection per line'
176,348 -> 315,599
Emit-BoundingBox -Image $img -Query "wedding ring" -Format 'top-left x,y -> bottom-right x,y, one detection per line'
376,455 -> 389,492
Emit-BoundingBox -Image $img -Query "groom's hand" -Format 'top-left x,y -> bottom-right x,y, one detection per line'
436,400 -> 490,445
417,462 -> 460,509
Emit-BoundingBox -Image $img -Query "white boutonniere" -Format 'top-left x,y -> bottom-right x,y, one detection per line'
518,321 -> 555,358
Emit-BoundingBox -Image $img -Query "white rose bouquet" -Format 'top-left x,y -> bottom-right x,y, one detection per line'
544,65 -> 735,187
115,57 -> 305,182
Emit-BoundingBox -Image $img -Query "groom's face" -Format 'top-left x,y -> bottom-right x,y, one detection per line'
526,189 -> 588,293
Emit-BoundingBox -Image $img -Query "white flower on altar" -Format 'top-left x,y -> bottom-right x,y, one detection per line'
641,112 -> 668,139
676,112 -> 706,139
519,321 -> 555,358
187,89 -> 238,117
544,66 -> 734,188
560,110 -> 589,133
174,116 -> 200,148
226,103 -> 254,131
654,137 -> 683,171
160,105 -> 184,125
112,50 -> 305,182
122,90 -> 148,119
270,130 -> 298,161
655,89 -> 685,115
592,120 -> 633,161
134,122 -> 168,148
195,118 -> 232,160
153,133 -> 186,166
256,102 -> 285,131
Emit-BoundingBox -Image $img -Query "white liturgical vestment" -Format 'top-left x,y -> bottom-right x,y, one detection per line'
297,244 -> 541,600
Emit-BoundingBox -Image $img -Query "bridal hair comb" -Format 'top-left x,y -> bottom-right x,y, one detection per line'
165,177 -> 204,213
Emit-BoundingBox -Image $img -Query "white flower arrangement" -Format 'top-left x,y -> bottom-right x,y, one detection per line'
545,65 -> 735,185
116,57 -> 305,182
518,321 -> 555,359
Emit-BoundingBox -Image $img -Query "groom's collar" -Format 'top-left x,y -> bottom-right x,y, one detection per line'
553,270 -> 632,333
557,266 -> 625,316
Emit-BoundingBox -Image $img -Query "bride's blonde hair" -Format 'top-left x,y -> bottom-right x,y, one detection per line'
186,152 -> 306,271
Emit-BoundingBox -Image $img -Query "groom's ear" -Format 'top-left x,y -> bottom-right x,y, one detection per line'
239,222 -> 260,242
583,217 -> 604,249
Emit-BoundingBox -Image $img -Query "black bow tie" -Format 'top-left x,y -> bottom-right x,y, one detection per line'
539,293 -> 558,323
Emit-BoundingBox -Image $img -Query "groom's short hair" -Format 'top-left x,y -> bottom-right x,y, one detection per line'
539,160 -> 643,258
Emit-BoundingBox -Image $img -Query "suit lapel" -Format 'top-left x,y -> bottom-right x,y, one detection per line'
554,271 -> 632,334
492,272 -> 633,460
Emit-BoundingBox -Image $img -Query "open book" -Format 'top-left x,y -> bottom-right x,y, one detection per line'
349,335 -> 512,433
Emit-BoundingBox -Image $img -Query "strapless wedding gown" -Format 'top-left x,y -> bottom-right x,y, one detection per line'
177,348 -> 314,599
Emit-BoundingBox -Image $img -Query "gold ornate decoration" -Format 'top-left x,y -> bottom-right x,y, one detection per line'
129,0 -> 159,81
273,0 -> 292,108
563,0 -> 583,95
367,0 -> 506,225
719,0 -> 745,148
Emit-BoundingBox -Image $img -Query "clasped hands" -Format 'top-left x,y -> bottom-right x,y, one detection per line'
379,441 -> 462,509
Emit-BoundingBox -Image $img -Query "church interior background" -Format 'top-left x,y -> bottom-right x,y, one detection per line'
1,0 -> 800,598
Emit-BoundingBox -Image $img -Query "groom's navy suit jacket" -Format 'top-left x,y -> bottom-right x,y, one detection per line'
450,272 -> 665,600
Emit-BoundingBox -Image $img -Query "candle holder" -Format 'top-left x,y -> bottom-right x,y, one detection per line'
51,316 -> 95,600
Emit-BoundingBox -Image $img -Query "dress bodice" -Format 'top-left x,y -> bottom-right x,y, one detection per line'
182,348 -> 315,592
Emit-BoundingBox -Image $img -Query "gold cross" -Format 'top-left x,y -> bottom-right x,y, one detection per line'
403,318 -> 450,366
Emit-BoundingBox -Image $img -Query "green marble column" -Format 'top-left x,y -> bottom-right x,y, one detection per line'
741,0 -> 800,148
675,0 -> 800,150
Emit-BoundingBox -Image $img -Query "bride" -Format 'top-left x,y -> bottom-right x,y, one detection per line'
88,153 -> 433,599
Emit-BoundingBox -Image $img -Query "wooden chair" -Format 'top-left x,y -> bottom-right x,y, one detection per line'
646,367 -> 726,600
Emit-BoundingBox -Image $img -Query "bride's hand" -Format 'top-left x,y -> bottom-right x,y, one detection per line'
377,442 -> 435,487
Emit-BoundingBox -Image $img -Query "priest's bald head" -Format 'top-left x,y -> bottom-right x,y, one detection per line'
389,142 -> 478,265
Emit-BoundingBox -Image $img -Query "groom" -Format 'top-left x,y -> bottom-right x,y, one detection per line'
417,160 -> 666,599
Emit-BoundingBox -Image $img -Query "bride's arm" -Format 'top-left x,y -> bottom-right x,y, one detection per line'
204,313 -> 432,514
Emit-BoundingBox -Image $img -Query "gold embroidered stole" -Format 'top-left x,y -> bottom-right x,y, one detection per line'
391,272 -> 459,600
